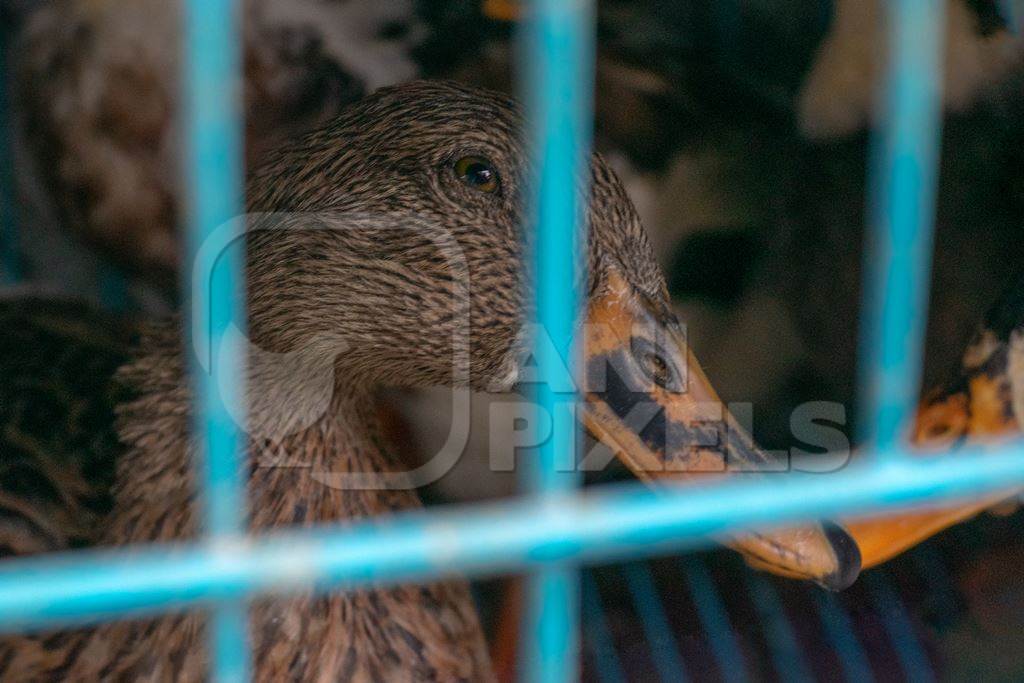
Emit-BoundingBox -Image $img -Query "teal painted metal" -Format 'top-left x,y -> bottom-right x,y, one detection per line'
1003,0 -> 1022,32
812,591 -> 873,683
744,573 -> 813,681
622,563 -> 687,682
2,446 -> 1024,633
1,2 -> 1024,681
864,570 -> 934,682
857,0 -> 945,453
521,0 -> 594,680
524,568 -> 580,683
582,574 -> 626,683
681,557 -> 749,683
182,0 -> 248,680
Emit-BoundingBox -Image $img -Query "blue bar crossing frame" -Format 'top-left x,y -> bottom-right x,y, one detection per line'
1,1 -> 1024,681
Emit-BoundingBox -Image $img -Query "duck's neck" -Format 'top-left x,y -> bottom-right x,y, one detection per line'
247,389 -> 422,531
107,324 -> 420,545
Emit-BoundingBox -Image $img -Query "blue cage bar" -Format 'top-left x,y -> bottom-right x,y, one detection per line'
857,0 -> 945,453
2,0 -> 1024,681
522,1 -> 594,680
182,0 -> 249,679
0,19 -> 17,285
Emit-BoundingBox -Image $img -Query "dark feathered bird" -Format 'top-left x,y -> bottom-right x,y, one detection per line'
0,298 -> 131,556
11,0 -> 424,285
845,273 -> 1024,568
0,81 -> 859,680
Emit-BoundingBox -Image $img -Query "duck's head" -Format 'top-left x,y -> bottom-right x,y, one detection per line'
244,80 -> 860,590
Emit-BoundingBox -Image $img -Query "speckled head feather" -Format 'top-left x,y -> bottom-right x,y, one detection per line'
240,81 -> 859,592
243,80 -> 664,391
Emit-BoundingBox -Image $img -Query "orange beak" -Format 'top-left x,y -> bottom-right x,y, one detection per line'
843,365 -> 1023,568
579,271 -> 861,589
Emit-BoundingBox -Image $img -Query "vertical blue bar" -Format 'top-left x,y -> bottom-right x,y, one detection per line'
680,557 -> 748,683
0,24 -> 19,285
863,570 -> 934,682
1002,0 -> 1023,32
811,592 -> 873,682
99,268 -> 129,312
857,0 -> 946,453
521,1 -> 594,681
183,1 -> 249,681
743,573 -> 814,681
582,574 -> 627,683
621,563 -> 688,683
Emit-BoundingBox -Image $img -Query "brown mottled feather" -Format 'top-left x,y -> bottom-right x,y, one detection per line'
0,81 -> 668,681
0,298 -> 131,557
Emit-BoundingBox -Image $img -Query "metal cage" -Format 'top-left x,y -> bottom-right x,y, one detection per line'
1,1 -> 1023,681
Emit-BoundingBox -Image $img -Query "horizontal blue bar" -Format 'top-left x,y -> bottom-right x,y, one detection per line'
0,443 -> 1023,632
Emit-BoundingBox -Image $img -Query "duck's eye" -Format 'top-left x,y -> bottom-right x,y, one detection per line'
631,337 -> 679,391
642,352 -> 672,389
454,156 -> 500,194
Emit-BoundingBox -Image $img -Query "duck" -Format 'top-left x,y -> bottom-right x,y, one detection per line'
797,0 -> 1021,140
0,80 -> 860,680
844,272 -> 1024,568
9,0 -> 426,288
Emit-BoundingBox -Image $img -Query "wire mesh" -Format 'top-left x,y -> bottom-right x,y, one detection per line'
0,1 -> 1022,682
